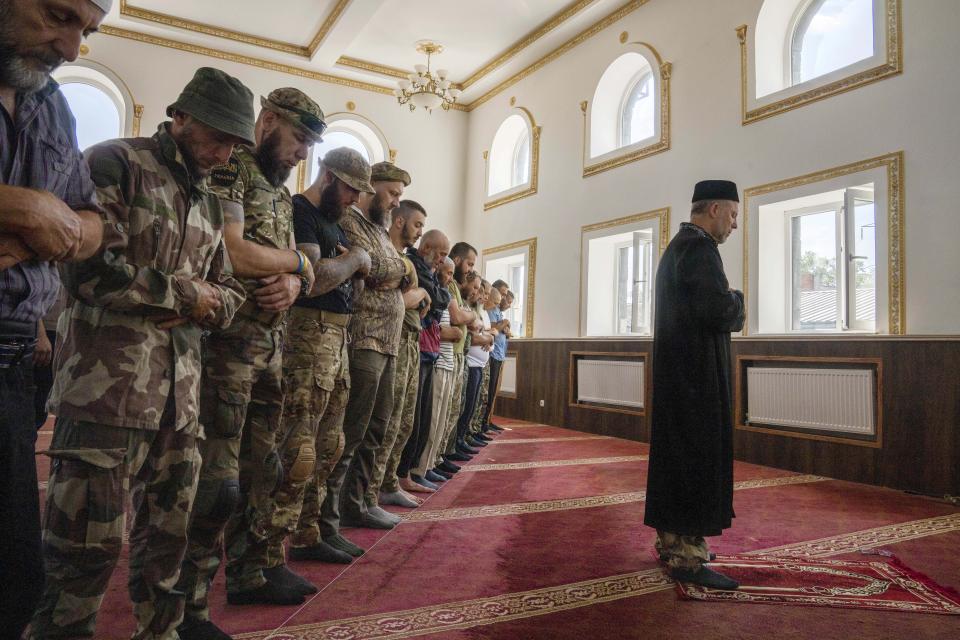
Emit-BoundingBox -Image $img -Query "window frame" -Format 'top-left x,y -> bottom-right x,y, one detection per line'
299,112 -> 391,191
579,208 -> 670,337
483,107 -> 541,211
582,44 -> 671,178
617,68 -> 655,150
481,237 -> 538,338
738,0 -> 901,125
53,60 -> 138,141
743,152 -> 903,336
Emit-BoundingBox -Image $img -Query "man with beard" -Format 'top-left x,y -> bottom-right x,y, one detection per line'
396,226 -> 452,491
319,161 -> 411,545
176,88 -> 323,635
644,180 -> 744,591
283,148 -> 375,567
366,200 -> 431,510
0,0 -> 110,635
30,67 -> 250,640
437,243 -> 480,464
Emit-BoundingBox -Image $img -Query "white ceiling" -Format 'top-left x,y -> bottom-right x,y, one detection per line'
104,0 -> 633,105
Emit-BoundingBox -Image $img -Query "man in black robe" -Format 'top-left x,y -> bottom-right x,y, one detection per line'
643,180 -> 745,590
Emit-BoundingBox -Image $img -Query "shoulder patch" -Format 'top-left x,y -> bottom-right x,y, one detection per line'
210,157 -> 241,186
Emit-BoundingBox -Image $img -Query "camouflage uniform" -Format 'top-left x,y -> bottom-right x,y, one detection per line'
366,257 -> 420,504
175,137 -> 296,615
469,362 -> 491,437
285,308 -> 350,549
30,122 -> 246,639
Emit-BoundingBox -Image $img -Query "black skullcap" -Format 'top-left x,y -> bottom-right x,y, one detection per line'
692,180 -> 739,203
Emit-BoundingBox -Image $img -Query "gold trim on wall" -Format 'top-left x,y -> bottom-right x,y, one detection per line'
578,208 -> 670,336
582,41 -> 671,178
734,355 -> 884,449
742,151 -> 906,336
465,0 -> 649,112
736,0 -> 902,125
483,106 -> 541,211
336,56 -> 410,80
119,0 -> 351,58
132,104 -> 144,136
482,237 -> 538,339
100,25 -> 397,95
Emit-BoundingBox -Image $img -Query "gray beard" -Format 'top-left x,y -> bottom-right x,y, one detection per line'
0,6 -> 60,93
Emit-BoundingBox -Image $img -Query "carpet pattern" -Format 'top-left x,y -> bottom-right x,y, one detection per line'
679,554 -> 960,615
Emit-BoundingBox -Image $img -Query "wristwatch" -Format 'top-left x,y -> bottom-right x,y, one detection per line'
297,275 -> 310,298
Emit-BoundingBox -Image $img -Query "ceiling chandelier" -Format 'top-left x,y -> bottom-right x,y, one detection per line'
394,41 -> 461,112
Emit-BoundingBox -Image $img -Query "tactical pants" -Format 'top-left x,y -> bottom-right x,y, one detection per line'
178,318 -> 284,619
271,308 -> 349,556
440,353 -> 466,458
321,348 -> 395,536
455,366 -> 484,444
468,362 -> 491,436
414,364 -> 454,476
366,331 -> 419,504
31,401 -> 200,640
656,530 -> 711,571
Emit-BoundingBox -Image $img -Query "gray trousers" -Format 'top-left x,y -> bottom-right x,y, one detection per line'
321,348 -> 395,536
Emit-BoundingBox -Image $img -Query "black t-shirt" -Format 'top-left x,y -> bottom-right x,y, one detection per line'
292,193 -> 353,314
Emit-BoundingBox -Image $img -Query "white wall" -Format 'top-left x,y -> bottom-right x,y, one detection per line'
463,0 -> 960,337
79,33 -> 469,238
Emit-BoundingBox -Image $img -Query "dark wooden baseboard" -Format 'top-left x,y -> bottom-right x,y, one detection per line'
494,337 -> 960,496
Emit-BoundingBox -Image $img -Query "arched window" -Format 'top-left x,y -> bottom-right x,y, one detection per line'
790,0 -> 874,85
306,114 -> 388,186
487,114 -> 532,197
619,70 -> 655,148
583,45 -> 669,177
53,62 -> 132,150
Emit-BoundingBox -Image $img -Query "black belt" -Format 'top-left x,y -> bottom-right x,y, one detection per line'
0,336 -> 36,369
0,319 -> 36,338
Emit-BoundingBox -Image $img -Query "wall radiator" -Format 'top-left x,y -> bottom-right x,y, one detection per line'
746,367 -> 875,436
499,356 -> 517,395
576,359 -> 644,408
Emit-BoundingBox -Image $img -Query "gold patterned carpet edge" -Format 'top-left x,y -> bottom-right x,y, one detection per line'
237,513 -> 960,640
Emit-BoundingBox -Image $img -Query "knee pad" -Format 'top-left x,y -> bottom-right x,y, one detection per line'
210,478 -> 240,521
288,444 -> 317,484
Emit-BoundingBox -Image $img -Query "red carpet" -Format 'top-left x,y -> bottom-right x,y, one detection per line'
676,553 -> 960,615
32,417 -> 960,639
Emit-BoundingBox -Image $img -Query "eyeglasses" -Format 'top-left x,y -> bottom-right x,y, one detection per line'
282,104 -> 327,137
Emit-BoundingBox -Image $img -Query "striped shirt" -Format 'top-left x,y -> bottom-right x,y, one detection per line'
0,80 -> 99,323
436,309 -> 454,371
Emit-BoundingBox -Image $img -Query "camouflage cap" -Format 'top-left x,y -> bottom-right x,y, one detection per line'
323,147 -> 375,194
166,67 -> 256,145
261,88 -> 326,142
371,162 -> 411,187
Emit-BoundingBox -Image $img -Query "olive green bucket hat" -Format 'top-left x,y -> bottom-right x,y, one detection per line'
322,147 -> 375,194
166,67 -> 256,145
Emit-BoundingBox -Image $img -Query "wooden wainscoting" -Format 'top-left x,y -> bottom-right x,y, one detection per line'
494,337 -> 960,497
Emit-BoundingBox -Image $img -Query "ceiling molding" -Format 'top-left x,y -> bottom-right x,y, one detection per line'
461,0 -> 648,112
98,25 -> 471,112
119,0 -> 351,58
336,56 -> 410,80
460,0 -> 597,90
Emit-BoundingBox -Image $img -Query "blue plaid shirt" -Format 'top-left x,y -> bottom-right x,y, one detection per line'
0,80 -> 99,323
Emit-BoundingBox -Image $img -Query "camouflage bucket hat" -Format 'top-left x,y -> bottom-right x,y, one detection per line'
261,88 -> 326,142
371,161 -> 411,187
323,147 -> 374,194
166,67 -> 256,145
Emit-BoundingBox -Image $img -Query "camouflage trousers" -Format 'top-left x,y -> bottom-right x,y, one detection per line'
655,530 -> 711,571
468,362 -> 491,436
278,308 -> 350,550
31,403 -> 200,640
441,353 -> 467,458
366,330 -> 419,503
177,317 -> 284,621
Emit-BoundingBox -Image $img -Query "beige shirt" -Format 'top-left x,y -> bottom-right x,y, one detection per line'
340,206 -> 407,355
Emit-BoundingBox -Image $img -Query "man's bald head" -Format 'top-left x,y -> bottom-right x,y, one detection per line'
418,228 -> 450,269
437,256 -> 455,285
